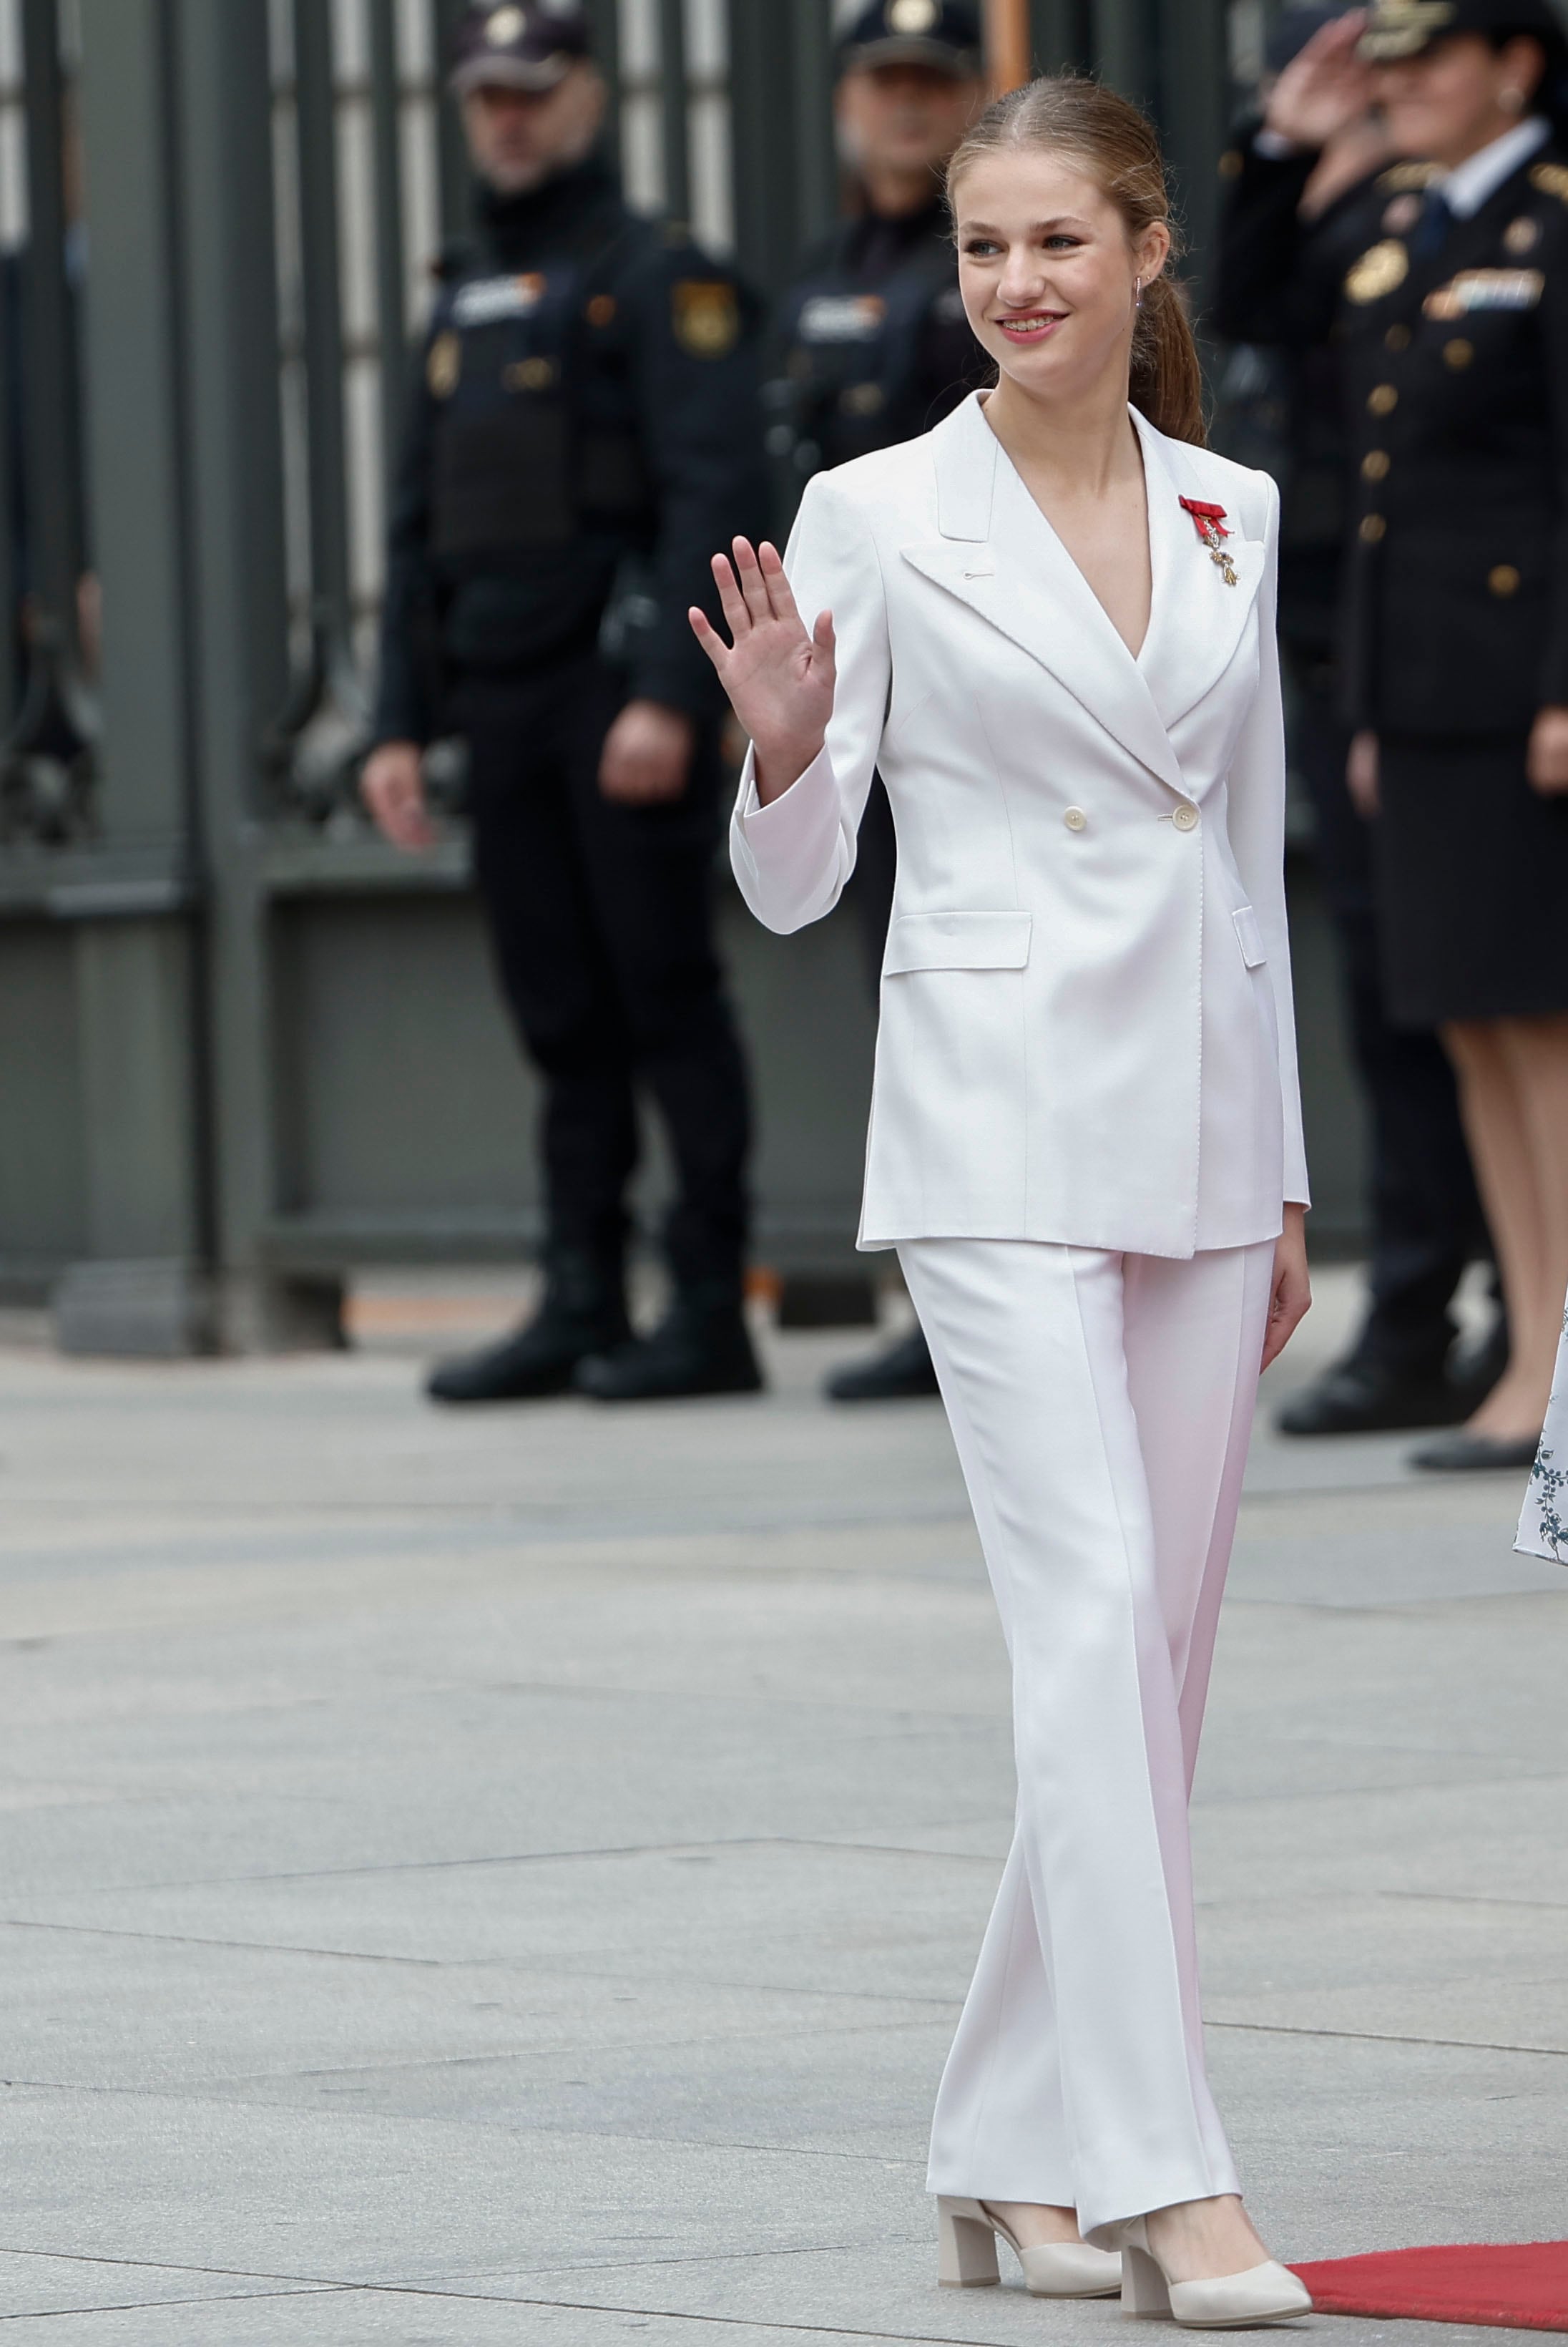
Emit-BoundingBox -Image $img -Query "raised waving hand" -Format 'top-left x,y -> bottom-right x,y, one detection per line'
690,537 -> 836,806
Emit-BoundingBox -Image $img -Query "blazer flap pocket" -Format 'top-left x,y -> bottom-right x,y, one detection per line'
1233,905 -> 1267,970
886,910 -> 1033,975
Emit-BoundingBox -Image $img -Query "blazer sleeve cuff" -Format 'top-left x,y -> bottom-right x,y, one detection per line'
730,741 -> 849,933
1283,1120 -> 1311,1211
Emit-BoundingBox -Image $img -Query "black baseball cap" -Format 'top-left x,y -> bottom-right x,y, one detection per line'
1360,0 -> 1567,61
836,0 -> 985,80
450,1 -> 592,96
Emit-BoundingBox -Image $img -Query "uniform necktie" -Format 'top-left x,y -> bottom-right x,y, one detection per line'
1411,186 -> 1454,260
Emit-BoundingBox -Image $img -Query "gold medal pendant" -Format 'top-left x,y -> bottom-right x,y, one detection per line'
1179,495 -> 1240,586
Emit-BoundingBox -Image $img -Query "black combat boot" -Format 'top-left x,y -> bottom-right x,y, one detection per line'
1275,1313 -> 1507,1438
825,1323 -> 941,1402
426,1248 -> 630,1404
1274,1350 -> 1466,1436
574,1276 -> 763,1402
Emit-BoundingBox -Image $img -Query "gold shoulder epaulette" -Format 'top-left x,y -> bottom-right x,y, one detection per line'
1529,160 -> 1568,205
1376,161 -> 1441,192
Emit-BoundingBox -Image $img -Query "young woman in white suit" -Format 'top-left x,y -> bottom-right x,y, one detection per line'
693,78 -> 1313,2329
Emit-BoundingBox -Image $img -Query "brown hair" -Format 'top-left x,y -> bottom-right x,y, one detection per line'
946,77 -> 1205,447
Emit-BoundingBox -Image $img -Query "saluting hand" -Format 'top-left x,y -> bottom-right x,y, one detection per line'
689,539 -> 836,806
1528,706 -> 1568,795
1264,9 -> 1374,152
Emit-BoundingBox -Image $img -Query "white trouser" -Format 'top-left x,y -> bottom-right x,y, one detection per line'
902,1237 -> 1276,2242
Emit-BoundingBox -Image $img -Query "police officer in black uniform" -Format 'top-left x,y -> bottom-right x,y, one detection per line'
1215,0 -> 1568,1469
767,0 -> 985,1403
364,1 -> 768,1405
1212,4 -> 1501,1437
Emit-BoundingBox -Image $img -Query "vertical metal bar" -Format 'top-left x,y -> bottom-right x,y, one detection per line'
725,0 -> 798,295
1157,0 -> 1228,298
1092,0 -> 1157,107
0,248 -> 18,728
1031,0 -> 1093,72
69,0 -> 209,1338
172,0 -> 315,1340
986,0 -> 1032,91
19,0 -> 82,639
433,0 -> 471,241
585,0 -> 620,168
657,0 -> 689,222
791,0 -> 837,255
290,0 -> 353,648
368,0 -> 407,498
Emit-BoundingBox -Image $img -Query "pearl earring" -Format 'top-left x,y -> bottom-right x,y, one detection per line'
1501,85 -> 1526,111
1135,276 -> 1144,310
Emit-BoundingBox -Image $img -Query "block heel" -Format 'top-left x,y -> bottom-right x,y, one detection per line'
1122,2241 -> 1174,2319
936,2197 -> 1122,2296
937,2197 -> 1000,2288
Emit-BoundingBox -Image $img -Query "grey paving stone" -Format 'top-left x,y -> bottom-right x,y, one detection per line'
0,1265 -> 1563,2341
0,2253 -> 328,2322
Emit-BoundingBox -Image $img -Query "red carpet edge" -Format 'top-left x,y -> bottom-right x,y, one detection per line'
1290,2243 -> 1568,2331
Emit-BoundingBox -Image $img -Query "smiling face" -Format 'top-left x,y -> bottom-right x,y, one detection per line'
951,148 -> 1171,407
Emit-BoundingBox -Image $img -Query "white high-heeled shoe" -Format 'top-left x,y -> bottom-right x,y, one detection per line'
1104,2215 -> 1313,2328
937,2196 -> 1124,2297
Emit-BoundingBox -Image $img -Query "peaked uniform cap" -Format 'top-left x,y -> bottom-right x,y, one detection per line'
451,1 -> 593,94
1360,0 -> 1568,61
836,0 -> 984,78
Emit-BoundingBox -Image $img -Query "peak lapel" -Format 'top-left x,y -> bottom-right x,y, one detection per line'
1135,414 -> 1267,733
910,396 -> 1185,796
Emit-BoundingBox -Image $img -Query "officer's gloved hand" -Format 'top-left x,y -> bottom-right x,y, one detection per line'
598,700 -> 696,805
362,740 -> 436,850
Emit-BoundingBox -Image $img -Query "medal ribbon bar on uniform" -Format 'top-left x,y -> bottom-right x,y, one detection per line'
1178,496 -> 1238,585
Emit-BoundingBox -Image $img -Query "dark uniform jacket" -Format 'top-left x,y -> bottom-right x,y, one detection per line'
1213,133 -> 1568,736
1212,127 -> 1388,663
373,157 -> 765,745
765,197 -> 981,520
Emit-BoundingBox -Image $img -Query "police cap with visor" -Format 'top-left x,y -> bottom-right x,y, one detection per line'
450,0 -> 592,95
835,0 -> 984,79
1358,0 -> 1568,62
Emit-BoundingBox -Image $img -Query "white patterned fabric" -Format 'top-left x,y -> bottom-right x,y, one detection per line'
1516,1294 -> 1568,1563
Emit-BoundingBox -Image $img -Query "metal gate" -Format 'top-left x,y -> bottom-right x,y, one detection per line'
0,0 -> 1351,1355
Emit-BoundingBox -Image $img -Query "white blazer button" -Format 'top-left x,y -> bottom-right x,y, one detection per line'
1064,806 -> 1087,831
1172,804 -> 1200,832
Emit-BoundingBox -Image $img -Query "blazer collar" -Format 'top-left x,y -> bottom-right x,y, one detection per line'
915,394 -> 1264,789
1133,409 -> 1267,735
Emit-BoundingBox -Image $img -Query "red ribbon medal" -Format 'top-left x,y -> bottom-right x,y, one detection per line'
1179,496 -> 1238,587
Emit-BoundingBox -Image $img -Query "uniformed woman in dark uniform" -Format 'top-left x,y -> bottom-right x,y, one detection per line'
1236,0 -> 1568,1472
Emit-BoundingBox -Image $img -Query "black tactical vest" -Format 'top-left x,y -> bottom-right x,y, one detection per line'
427,206 -> 650,565
768,223 -> 970,489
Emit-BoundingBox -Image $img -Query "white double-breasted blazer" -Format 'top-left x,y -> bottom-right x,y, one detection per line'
731,391 -> 1310,1260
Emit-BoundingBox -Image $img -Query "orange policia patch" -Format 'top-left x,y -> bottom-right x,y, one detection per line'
672,278 -> 740,358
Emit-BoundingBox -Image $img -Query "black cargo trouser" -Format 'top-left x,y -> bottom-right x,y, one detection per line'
1287,646 -> 1489,1369
452,657 -> 752,1289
